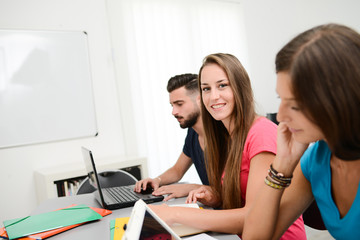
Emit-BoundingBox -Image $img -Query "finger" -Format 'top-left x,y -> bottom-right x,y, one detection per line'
195,192 -> 204,200
153,183 -> 160,191
187,193 -> 198,204
185,192 -> 194,203
142,180 -> 150,190
152,186 -> 164,194
134,181 -> 143,192
152,189 -> 164,196
163,193 -> 175,201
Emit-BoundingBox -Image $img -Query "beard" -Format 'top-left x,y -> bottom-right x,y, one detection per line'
179,110 -> 200,129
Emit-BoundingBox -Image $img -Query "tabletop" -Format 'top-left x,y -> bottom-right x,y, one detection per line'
31,193 -> 240,240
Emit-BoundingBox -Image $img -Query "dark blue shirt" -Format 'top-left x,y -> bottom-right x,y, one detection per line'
182,128 -> 209,185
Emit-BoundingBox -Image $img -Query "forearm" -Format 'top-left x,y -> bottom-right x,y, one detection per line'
157,167 -> 183,186
242,184 -> 284,240
169,207 -> 247,234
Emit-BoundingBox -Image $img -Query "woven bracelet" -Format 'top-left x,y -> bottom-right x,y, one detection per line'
264,176 -> 285,189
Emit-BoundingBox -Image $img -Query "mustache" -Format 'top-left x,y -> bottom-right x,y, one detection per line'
174,115 -> 183,119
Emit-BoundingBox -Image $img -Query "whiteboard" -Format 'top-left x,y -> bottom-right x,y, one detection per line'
0,30 -> 98,148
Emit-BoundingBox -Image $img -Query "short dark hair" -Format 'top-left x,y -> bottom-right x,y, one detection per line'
167,73 -> 198,94
276,23 -> 360,160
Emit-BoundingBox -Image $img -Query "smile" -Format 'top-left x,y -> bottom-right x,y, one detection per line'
211,103 -> 225,109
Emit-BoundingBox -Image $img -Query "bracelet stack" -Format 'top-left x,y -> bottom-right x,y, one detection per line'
264,164 -> 292,189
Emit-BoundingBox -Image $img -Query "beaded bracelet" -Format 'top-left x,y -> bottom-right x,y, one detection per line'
268,169 -> 292,185
269,164 -> 293,181
264,176 -> 285,189
265,164 -> 293,189
266,175 -> 290,188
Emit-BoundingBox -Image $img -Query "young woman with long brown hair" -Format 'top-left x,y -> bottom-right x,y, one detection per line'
150,53 -> 305,239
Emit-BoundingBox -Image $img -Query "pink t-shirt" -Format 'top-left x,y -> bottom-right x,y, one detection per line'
239,117 -> 277,202
224,117 -> 306,240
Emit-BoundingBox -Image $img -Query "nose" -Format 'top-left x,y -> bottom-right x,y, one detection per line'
277,102 -> 288,123
210,89 -> 220,101
172,106 -> 177,116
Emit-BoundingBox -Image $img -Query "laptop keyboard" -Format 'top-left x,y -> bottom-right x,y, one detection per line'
105,186 -> 139,203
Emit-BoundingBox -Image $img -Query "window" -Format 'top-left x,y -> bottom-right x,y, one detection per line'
107,0 -> 248,183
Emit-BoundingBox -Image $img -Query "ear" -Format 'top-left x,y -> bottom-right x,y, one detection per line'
196,95 -> 201,106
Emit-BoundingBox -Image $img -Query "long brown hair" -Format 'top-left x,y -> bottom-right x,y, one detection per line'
276,23 -> 360,160
198,53 -> 255,209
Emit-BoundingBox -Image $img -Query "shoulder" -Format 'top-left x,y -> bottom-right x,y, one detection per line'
301,141 -> 331,180
244,117 -> 277,158
246,117 -> 277,145
250,116 -> 277,133
183,127 -> 200,154
185,127 -> 198,140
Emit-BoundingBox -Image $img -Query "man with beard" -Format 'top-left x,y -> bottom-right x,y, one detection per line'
134,74 -> 208,201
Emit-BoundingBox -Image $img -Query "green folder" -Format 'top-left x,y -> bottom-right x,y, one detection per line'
3,204 -> 102,240
110,219 -> 116,240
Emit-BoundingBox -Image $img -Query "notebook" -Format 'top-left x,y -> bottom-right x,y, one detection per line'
81,147 -> 164,210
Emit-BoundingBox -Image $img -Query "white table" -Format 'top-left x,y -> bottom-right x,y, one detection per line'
32,193 -> 240,239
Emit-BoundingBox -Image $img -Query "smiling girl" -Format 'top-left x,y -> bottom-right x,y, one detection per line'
149,53 -> 305,239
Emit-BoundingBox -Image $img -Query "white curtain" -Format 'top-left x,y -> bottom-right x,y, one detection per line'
108,0 -> 249,183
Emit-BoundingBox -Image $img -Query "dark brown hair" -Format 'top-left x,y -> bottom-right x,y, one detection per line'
167,73 -> 198,94
276,23 -> 360,160
198,53 -> 255,208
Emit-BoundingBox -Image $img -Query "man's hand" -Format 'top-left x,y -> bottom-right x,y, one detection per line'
134,177 -> 161,193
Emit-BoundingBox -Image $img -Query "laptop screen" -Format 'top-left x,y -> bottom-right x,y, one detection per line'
81,146 -> 106,207
82,147 -> 99,189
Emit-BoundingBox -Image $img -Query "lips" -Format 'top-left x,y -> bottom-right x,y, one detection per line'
211,103 -> 225,109
288,127 -> 301,133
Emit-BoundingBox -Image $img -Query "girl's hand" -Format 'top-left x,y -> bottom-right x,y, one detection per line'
186,185 -> 220,207
275,122 -> 309,175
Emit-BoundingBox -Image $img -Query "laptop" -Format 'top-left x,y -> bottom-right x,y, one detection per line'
122,199 -> 181,240
81,147 -> 164,210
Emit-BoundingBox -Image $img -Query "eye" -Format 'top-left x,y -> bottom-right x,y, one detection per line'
202,87 -> 210,92
219,83 -> 228,88
291,106 -> 301,111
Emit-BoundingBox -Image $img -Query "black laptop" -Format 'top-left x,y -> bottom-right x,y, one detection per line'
81,147 -> 164,210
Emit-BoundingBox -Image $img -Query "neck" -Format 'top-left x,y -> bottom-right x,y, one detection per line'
331,155 -> 360,171
222,118 -> 234,135
192,118 -> 204,137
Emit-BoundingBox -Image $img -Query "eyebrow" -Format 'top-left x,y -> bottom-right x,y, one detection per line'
275,90 -> 296,101
171,100 -> 184,104
201,79 -> 228,85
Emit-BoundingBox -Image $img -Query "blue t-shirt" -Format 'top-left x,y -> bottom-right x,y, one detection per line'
301,140 -> 360,240
182,128 -> 209,185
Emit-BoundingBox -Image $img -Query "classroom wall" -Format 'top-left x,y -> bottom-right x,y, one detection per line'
0,0 -> 359,224
242,0 -> 360,114
0,0 -> 127,223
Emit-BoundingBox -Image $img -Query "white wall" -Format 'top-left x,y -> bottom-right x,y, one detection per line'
242,0 -> 360,114
0,0 -> 359,224
0,0 -> 126,223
